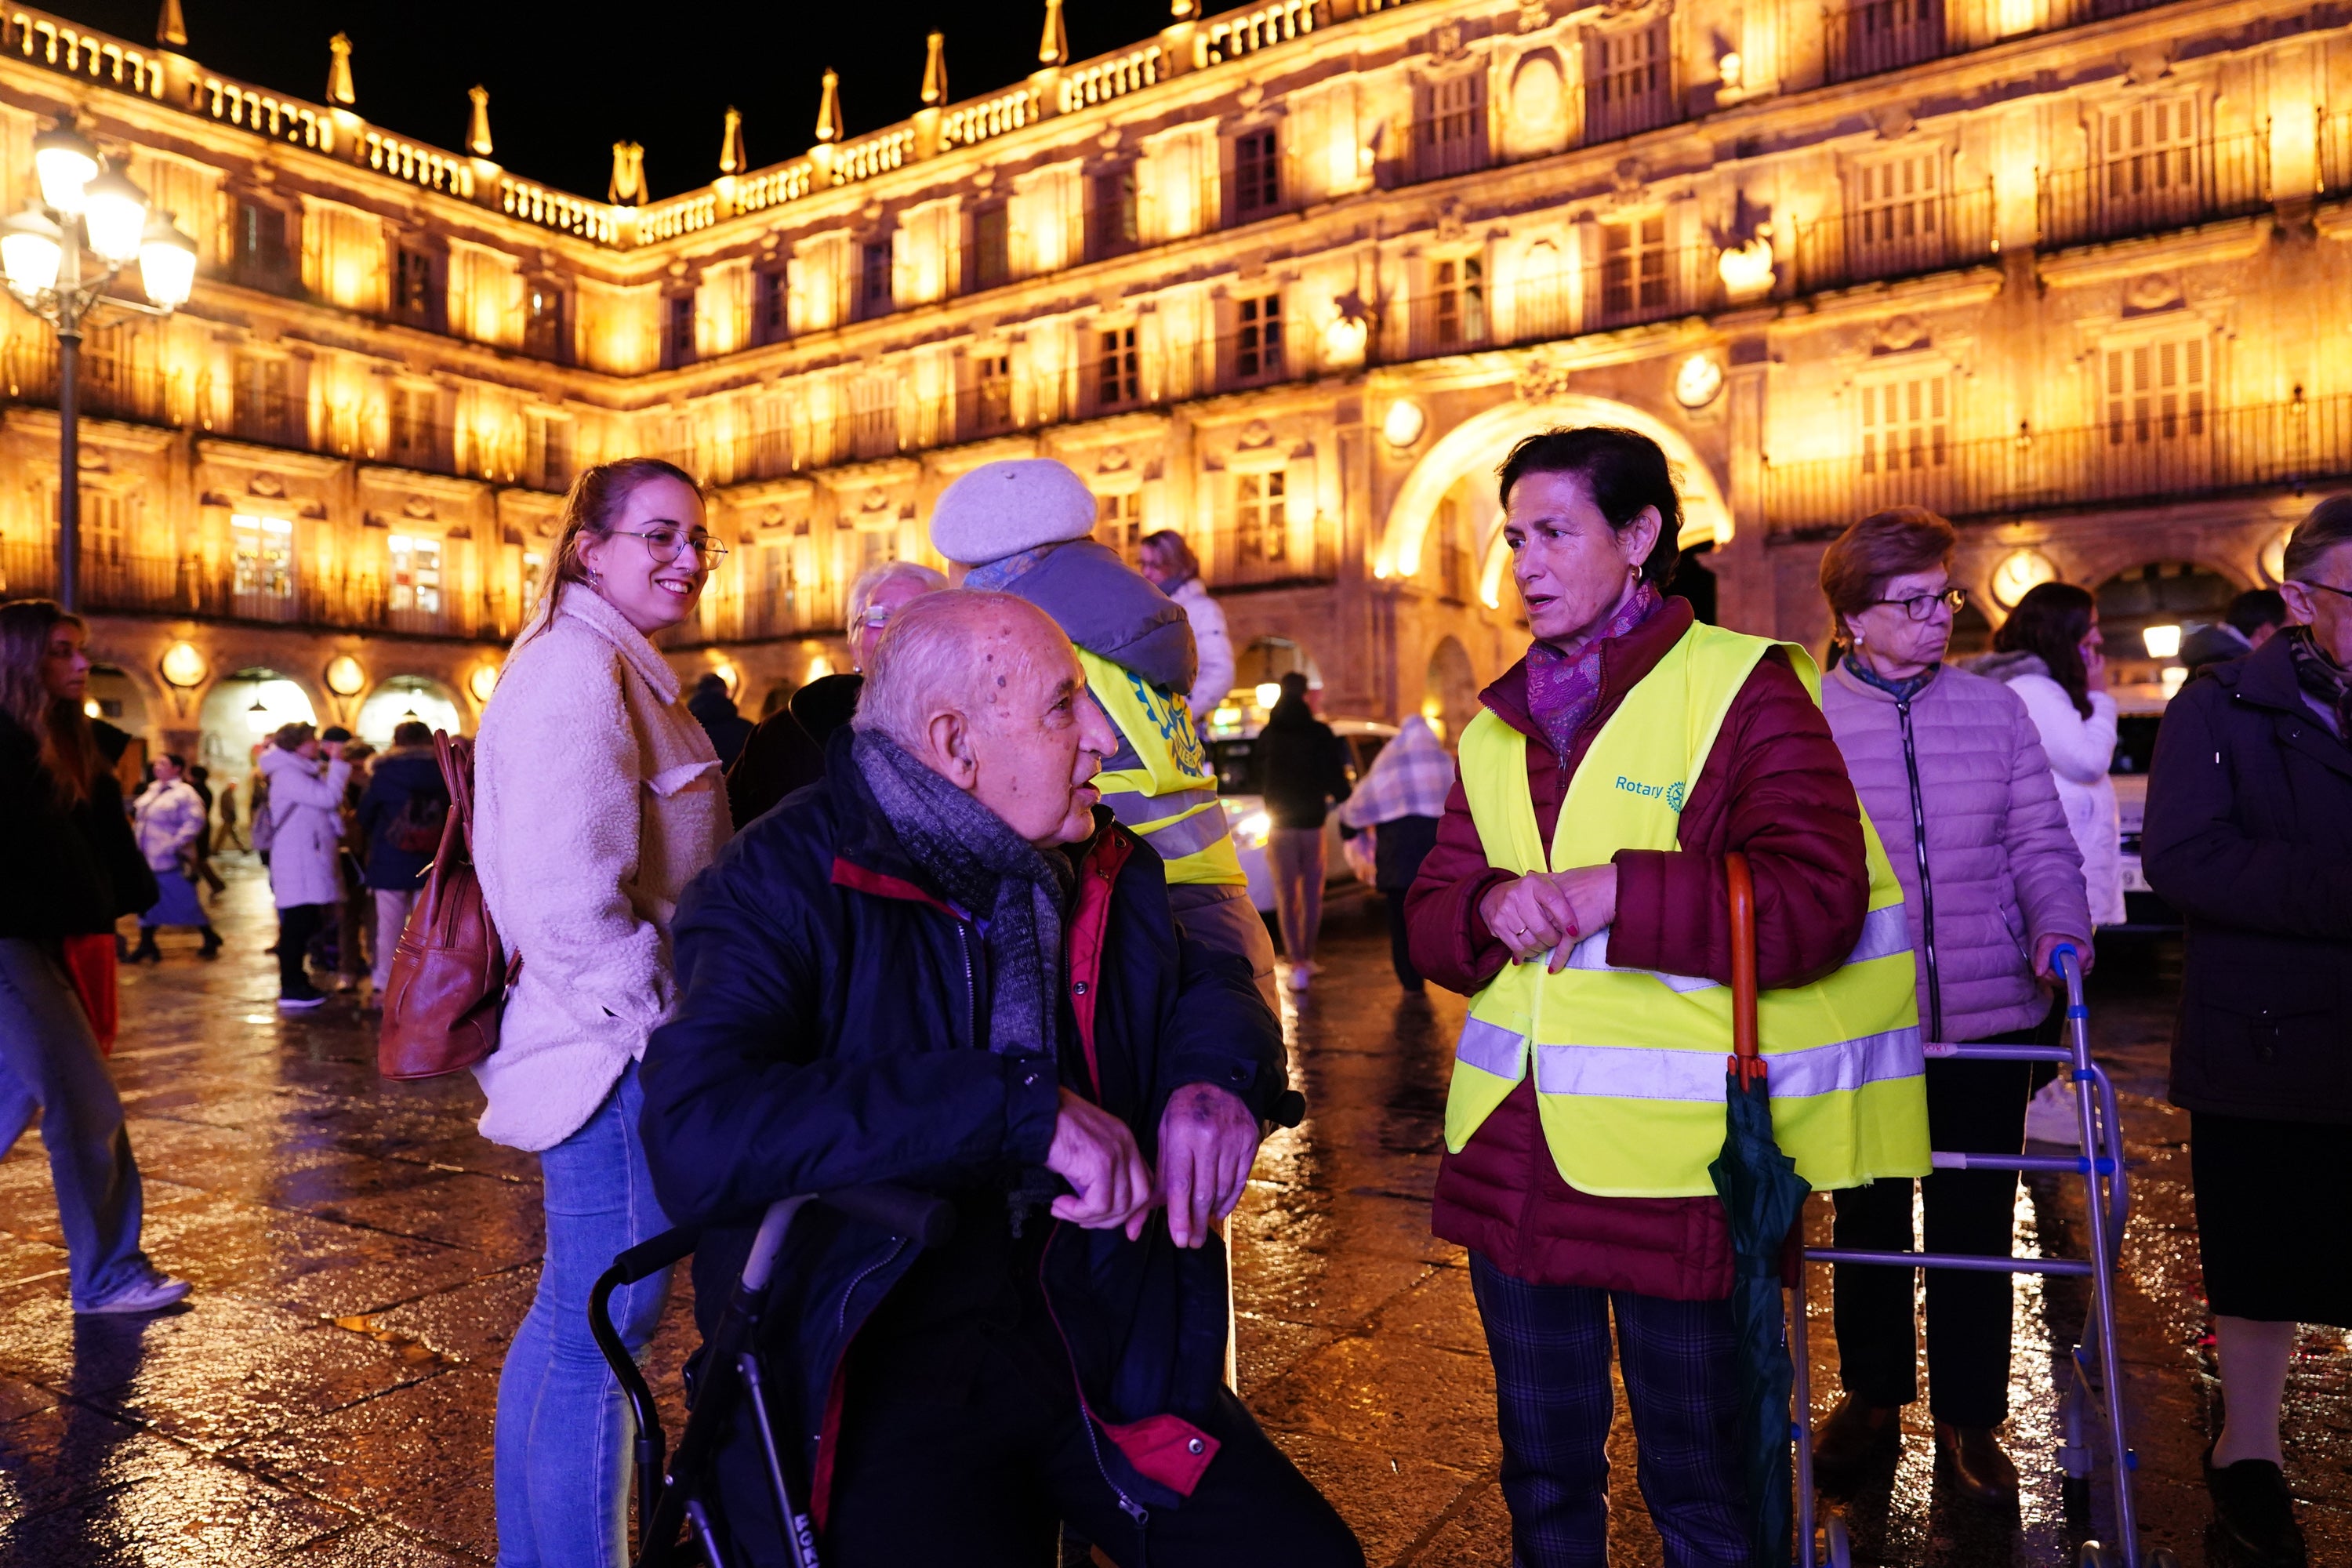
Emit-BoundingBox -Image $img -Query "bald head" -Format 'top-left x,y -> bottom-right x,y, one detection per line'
855,589 -> 1120,846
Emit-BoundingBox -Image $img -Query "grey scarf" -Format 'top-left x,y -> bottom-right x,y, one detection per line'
853,730 -> 1071,1059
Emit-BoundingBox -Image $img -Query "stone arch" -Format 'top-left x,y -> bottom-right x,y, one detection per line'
1377,397 -> 1732,584
357,674 -> 469,745
1425,636 -> 1479,744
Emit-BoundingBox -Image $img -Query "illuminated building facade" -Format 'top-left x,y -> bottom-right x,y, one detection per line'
1,0 -> 2347,767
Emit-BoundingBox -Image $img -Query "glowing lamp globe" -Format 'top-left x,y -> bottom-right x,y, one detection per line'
31,125 -> 98,216
0,205 -> 64,295
79,166 -> 148,265
137,215 -> 198,310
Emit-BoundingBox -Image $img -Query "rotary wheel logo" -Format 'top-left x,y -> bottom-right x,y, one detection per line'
1664,780 -> 1686,812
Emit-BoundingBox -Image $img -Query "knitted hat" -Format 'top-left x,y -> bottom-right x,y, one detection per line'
929,459 -> 1098,567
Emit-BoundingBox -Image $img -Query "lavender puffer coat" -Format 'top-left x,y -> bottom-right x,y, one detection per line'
1823,661 -> 2092,1042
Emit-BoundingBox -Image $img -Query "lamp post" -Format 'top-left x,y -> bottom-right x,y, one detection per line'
0,122 -> 198,612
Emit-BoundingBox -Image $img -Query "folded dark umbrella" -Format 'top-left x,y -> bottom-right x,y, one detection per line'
1708,853 -> 1812,1568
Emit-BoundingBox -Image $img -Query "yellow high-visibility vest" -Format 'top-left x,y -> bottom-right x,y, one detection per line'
1443,621 -> 1930,1198
1076,648 -> 1245,887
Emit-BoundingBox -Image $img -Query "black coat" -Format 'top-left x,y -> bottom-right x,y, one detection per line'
1254,710 -> 1352,830
641,733 -> 1287,1540
0,713 -> 154,940
2143,633 -> 2352,1123
354,746 -> 446,892
721,673 -> 862,829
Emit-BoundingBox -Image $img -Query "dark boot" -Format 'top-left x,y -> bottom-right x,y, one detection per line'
1813,1396 -> 1903,1494
2205,1445 -> 2308,1566
198,927 -> 222,960
1934,1421 -> 2020,1505
130,930 -> 162,964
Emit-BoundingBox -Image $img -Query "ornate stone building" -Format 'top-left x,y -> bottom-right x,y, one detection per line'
2,0 -> 2347,773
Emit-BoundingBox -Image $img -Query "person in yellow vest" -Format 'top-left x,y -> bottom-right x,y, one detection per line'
1403,427 -> 1930,1567
931,459 -> 1278,1009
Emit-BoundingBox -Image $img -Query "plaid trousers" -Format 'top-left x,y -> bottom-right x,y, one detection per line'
1468,1254 -> 1752,1568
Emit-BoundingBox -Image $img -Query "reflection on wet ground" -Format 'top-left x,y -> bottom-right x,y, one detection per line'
0,862 -> 2342,1564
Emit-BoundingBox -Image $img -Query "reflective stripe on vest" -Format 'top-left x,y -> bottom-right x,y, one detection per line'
1442,620 -> 1931,1199
1076,647 -> 1246,887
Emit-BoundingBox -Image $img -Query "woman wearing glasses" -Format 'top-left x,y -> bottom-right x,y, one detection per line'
1813,506 -> 2092,1506
473,457 -> 734,1568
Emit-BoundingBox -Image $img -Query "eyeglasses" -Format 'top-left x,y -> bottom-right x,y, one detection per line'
614,525 -> 728,567
2292,579 -> 2352,603
1867,586 -> 1969,621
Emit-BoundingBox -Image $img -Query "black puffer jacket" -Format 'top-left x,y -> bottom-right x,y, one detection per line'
641,732 -> 1285,1553
0,713 -> 154,940
2143,632 -> 2352,1123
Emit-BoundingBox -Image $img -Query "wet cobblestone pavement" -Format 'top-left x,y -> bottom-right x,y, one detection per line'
2,858 -> 2346,1566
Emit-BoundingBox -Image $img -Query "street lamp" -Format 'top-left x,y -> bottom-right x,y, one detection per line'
0,122 -> 198,611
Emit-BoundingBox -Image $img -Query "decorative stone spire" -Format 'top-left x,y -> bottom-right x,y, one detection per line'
1038,0 -> 1068,65
921,31 -> 948,107
157,0 -> 187,46
609,142 -> 647,205
466,85 -> 493,158
718,107 -> 746,175
326,33 -> 355,106
814,69 -> 843,144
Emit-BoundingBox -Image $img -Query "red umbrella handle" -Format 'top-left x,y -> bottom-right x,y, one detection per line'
1726,853 -> 1766,1087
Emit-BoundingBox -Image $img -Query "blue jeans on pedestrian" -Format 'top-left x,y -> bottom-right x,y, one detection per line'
0,938 -> 154,1308
1468,1252 -> 1751,1568
495,1061 -> 673,1568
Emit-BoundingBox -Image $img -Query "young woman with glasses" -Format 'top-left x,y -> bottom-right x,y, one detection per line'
470,458 -> 735,1567
1810,506 -> 2095,1507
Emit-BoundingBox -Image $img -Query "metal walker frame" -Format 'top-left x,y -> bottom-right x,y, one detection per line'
1790,946 -> 2173,1568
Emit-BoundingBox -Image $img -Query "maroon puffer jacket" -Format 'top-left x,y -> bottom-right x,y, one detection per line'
1405,598 -> 1872,1300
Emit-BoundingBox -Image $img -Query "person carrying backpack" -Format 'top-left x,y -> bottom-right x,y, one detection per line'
355,720 -> 448,1005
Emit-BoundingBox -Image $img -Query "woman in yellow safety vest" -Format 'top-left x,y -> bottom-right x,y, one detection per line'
1404,426 -> 1928,1568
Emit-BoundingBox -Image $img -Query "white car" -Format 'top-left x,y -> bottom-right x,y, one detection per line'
1203,713 -> 1398,915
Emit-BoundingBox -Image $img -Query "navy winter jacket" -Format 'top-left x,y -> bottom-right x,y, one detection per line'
353,746 -> 446,892
640,733 -> 1287,1548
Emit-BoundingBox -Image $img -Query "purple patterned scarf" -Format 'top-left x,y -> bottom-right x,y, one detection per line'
1524,579 -> 1663,761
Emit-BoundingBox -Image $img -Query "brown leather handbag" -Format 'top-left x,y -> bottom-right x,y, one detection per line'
379,732 -> 516,1080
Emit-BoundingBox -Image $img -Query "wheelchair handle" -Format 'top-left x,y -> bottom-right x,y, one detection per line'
819,1184 -> 959,1249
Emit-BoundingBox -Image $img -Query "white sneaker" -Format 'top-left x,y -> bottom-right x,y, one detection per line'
2024,1077 -> 2082,1147
75,1272 -> 192,1315
1285,965 -> 1312,993
278,993 -> 327,1011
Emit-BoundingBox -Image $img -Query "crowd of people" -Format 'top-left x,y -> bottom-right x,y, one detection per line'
0,435 -> 2344,1568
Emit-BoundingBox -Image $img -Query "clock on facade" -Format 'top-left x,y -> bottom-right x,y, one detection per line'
1674,354 -> 1725,409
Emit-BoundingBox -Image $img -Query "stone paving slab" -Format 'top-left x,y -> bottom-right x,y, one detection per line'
1,859 -> 2345,1565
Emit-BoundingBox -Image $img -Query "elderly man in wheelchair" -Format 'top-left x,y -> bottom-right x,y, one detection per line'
634,590 -> 1363,1568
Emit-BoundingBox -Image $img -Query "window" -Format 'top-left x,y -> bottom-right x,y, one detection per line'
1237,473 -> 1287,562
973,352 -> 1014,432
2104,336 -> 2207,446
1417,76 -> 1486,181
387,534 -> 443,615
1098,491 -> 1143,559
230,514 -> 294,599
2099,96 -> 2201,216
82,492 -> 125,569
757,268 -> 787,340
394,247 -> 434,318
233,354 -> 293,444
525,283 -> 566,358
528,415 -> 573,492
1859,374 -> 1948,476
851,376 -> 898,458
1586,20 -> 1671,140
234,198 -> 289,278
1599,217 -> 1668,322
974,205 -> 1011,289
1091,169 -> 1138,258
1098,327 -> 1140,409
1849,151 -> 1947,275
391,386 -> 437,466
1518,240 -> 1569,341
668,294 -> 695,367
1235,293 -> 1283,382
1433,257 -> 1486,347
860,241 -> 895,318
1234,129 -> 1281,220
1831,0 -> 1943,83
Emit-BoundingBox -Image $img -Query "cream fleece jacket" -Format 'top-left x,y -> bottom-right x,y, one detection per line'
471,587 -> 732,1152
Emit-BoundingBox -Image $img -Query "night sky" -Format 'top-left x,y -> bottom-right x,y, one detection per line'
46,0 -> 1176,201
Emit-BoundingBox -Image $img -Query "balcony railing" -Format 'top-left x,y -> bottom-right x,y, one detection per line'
1407,111 -> 1490,183
2037,129 -> 2271,250
1761,392 -> 2352,535
0,538 -> 492,633
2,339 -> 175,425
1204,518 -> 1341,588
1788,181 -> 1998,293
1824,0 -> 1947,85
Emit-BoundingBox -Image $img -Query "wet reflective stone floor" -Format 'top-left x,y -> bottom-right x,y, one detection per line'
2,859 -> 2346,1566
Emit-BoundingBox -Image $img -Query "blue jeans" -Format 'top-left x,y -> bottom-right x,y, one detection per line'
1469,1254 -> 1751,1568
0,938 -> 153,1306
495,1062 -> 673,1568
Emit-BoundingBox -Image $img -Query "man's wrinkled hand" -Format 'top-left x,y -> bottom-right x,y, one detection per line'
1156,1082 -> 1260,1249
1045,1088 -> 1155,1234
